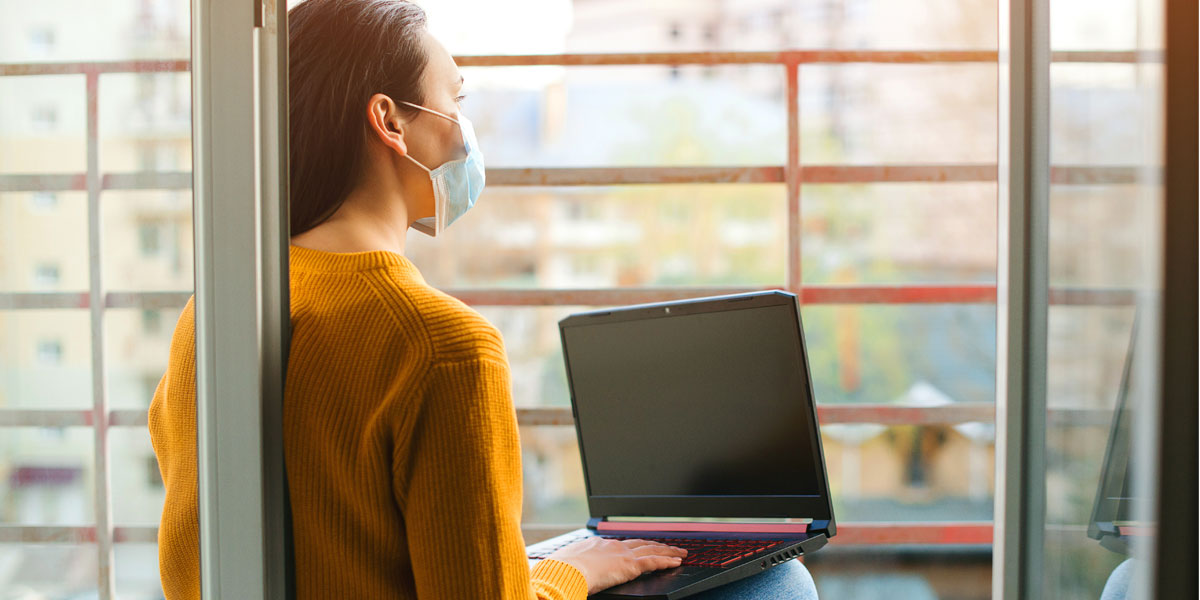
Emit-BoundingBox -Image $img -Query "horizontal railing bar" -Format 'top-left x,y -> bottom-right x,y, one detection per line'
828,522 -> 993,546
103,172 -> 192,190
0,60 -> 189,76
511,405 -> 1110,427
0,286 -> 1141,310
105,291 -> 194,310
0,525 -> 159,544
0,172 -> 191,192
0,292 -> 195,310
800,285 -> 996,305
456,50 -> 999,67
490,166 -> 784,186
516,408 -> 577,427
821,403 -> 993,425
0,409 -> 91,427
0,166 -> 1146,192
0,525 -> 96,543
0,292 -> 89,310
109,409 -> 149,427
0,406 -> 1112,428
457,50 -> 1148,67
0,51 -> 1152,78
1,522 -> 991,546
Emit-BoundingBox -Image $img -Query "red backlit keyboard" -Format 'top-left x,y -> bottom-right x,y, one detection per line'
528,534 -> 787,568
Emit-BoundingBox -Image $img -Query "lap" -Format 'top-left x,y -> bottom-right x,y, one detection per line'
689,559 -> 817,600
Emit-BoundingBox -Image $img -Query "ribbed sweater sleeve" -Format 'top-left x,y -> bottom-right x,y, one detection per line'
395,356 -> 588,599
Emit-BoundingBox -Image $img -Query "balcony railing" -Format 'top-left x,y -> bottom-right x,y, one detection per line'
0,50 -> 1138,559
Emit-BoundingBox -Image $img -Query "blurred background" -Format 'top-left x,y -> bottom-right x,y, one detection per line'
0,0 -> 1155,598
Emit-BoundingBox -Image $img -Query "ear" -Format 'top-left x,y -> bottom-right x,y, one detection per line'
365,93 -> 408,158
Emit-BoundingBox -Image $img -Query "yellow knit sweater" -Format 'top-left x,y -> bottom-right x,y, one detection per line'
149,244 -> 587,599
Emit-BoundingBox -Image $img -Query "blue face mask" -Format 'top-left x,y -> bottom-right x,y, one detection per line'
400,101 -> 486,237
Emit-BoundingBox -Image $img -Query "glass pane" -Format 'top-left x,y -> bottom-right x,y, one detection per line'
0,75 -> 87,174
407,185 -> 786,288
0,543 -> 99,596
0,428 -> 94,526
801,183 -> 997,285
0,192 -> 90,292
115,543 -> 164,599
802,304 -> 995,406
2,0 -> 193,595
459,64 -> 786,169
101,190 -> 194,292
110,427 -> 165,526
806,547 -> 992,599
105,307 -> 185,410
425,0 -> 998,54
0,310 -> 93,409
98,72 -> 192,173
1042,0 -> 1162,596
520,425 -> 588,527
800,65 -> 998,165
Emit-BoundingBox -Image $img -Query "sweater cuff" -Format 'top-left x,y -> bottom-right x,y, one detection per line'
532,558 -> 589,599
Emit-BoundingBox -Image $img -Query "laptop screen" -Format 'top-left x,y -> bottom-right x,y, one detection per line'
562,300 -> 822,500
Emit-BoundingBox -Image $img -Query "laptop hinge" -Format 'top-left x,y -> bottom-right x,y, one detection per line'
808,519 -> 833,538
586,517 -> 604,531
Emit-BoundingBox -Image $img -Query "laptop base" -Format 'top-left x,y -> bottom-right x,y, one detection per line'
527,527 -> 827,599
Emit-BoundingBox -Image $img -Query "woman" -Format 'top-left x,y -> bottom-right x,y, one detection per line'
150,0 -> 817,598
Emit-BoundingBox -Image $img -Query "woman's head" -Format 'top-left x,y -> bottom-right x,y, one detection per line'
289,0 -> 467,235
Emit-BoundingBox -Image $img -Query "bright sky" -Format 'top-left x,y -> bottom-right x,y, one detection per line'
419,0 -> 572,90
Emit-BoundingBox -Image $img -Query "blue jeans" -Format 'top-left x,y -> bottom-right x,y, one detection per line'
690,559 -> 818,600
1100,559 -> 1133,600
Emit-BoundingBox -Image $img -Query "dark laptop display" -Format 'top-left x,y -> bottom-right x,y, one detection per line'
527,291 -> 834,599
564,302 -> 824,502
1087,321 -> 1142,553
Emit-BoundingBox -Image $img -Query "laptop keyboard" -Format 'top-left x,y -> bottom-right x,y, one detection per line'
528,533 -> 788,568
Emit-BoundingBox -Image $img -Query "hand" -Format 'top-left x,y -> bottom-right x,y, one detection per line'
546,537 -> 689,595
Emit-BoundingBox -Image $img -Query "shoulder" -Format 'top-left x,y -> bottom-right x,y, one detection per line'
363,269 -> 507,365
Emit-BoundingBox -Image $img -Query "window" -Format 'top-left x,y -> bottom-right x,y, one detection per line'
138,222 -> 162,256
27,26 -> 55,57
140,309 -> 162,334
1,1 -> 1171,597
29,191 -> 58,211
33,263 -> 60,288
30,104 -> 58,131
35,339 -> 63,365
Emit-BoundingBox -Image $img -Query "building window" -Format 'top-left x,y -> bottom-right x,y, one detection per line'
30,104 -> 58,132
35,340 -> 63,365
33,263 -> 60,288
29,192 -> 58,212
141,309 -> 162,334
146,455 -> 163,488
139,222 -> 162,256
27,27 -> 55,57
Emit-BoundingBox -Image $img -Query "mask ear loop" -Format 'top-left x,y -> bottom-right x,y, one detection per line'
400,100 -> 461,125
398,101 -> 463,173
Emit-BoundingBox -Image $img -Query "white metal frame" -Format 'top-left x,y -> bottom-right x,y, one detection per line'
191,0 -> 289,596
993,0 -> 1051,596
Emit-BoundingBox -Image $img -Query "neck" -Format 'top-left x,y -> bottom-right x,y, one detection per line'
290,170 -> 415,256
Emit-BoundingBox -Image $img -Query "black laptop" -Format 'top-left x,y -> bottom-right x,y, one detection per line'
1087,320 -> 1147,554
525,291 -> 836,599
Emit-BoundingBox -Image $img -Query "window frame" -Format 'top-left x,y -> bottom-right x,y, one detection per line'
0,45 -> 1149,600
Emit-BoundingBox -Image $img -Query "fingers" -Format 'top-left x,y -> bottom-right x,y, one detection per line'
636,553 -> 685,571
622,539 -> 688,555
629,543 -> 687,557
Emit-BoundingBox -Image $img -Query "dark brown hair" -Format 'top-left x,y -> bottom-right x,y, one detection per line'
288,0 -> 429,235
